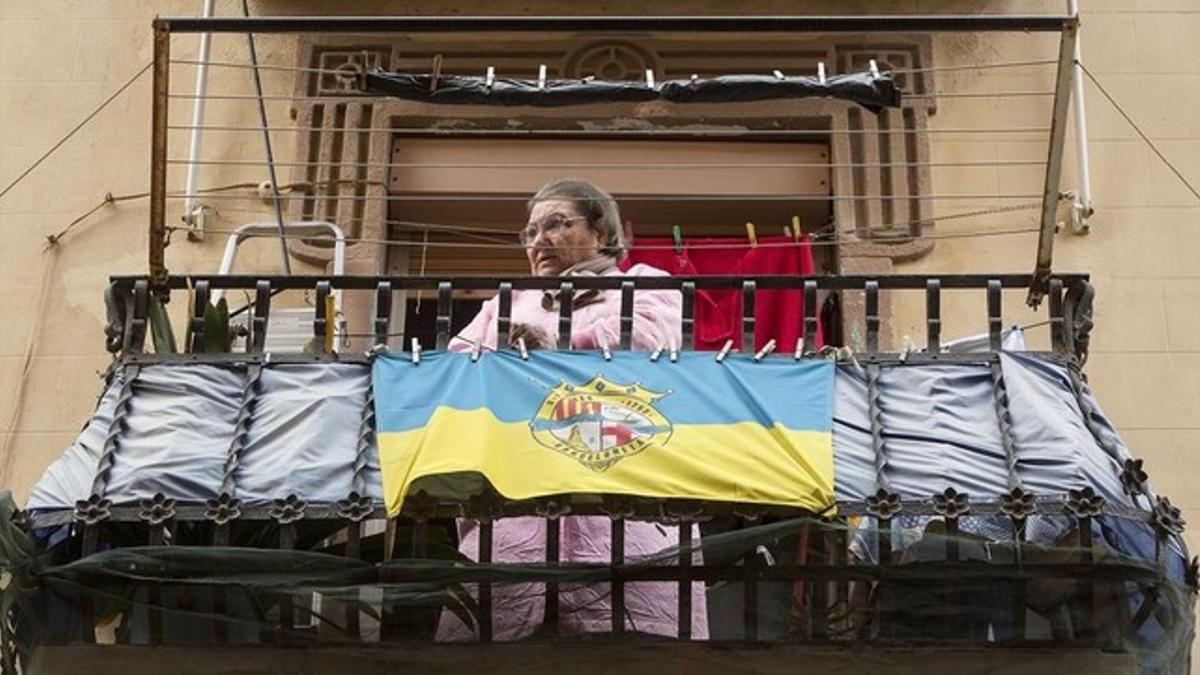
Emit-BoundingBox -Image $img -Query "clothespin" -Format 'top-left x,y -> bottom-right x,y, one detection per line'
668,337 -> 678,363
365,343 -> 389,359
869,59 -> 880,80
899,334 -> 914,363
537,64 -> 547,91
429,54 -> 443,92
470,340 -> 483,362
715,339 -> 734,363
645,69 -> 656,89
773,70 -> 786,81
650,341 -> 664,362
672,225 -> 683,255
753,338 -> 777,362
517,336 -> 529,360
794,337 -> 805,360
745,222 -> 758,249
598,334 -> 612,361
817,62 -> 827,85
485,66 -> 496,91
791,216 -> 802,244
690,73 -> 699,82
410,337 -> 422,365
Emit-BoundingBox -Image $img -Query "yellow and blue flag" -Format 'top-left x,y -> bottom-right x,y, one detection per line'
374,351 -> 835,516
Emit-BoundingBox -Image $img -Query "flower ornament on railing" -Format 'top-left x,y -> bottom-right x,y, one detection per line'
865,489 -> 903,520
663,500 -> 707,523
138,493 -> 176,526
534,497 -> 572,520
1153,496 -> 1185,535
1000,487 -> 1037,520
1120,458 -> 1149,497
599,496 -> 637,520
402,490 -> 438,522
335,491 -> 375,522
1065,487 -> 1105,519
931,488 -> 970,519
204,493 -> 242,525
74,494 -> 112,525
269,494 -> 308,525
464,491 -> 506,523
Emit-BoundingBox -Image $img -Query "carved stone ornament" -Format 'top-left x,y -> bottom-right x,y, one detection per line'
335,491 -> 375,522
865,488 -> 903,520
74,494 -> 112,525
931,487 -> 970,519
269,494 -> 308,525
204,493 -> 242,526
1065,487 -> 1105,519
999,487 -> 1037,521
138,493 -> 177,526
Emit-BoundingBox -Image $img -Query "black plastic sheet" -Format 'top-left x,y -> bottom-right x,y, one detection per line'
363,72 -> 902,112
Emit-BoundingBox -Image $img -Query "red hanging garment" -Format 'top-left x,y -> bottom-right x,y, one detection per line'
622,235 -> 822,352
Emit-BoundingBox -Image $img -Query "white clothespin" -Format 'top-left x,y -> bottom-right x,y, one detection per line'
537,64 -> 547,90
868,59 -> 880,80
794,338 -> 805,360
598,334 -> 612,361
840,346 -> 865,376
753,338 -> 777,362
470,340 -> 483,362
485,66 -> 496,90
365,343 -> 389,359
645,69 -> 656,89
517,336 -> 529,360
773,69 -> 786,81
668,337 -> 678,363
410,338 -> 421,365
690,73 -> 699,82
899,334 -> 914,363
817,62 -> 827,85
716,339 -> 734,363
650,341 -> 664,362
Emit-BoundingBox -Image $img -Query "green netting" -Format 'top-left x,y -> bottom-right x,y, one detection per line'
0,492 -> 1193,674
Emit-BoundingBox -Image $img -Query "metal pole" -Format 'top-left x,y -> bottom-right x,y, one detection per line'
241,0 -> 292,275
182,0 -> 217,241
150,22 -> 171,292
1028,23 -> 1078,307
156,14 -> 1077,34
1068,0 -> 1093,234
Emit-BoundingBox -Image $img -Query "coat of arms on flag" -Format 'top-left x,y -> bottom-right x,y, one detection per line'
530,375 -> 673,471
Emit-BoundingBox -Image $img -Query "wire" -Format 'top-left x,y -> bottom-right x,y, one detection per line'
166,124 -> 1052,137
167,192 -> 1044,202
0,62 -> 153,201
166,158 -> 1046,170
44,191 -> 150,247
166,207 -> 1042,253
1078,62 -> 1200,204
167,90 -> 1055,102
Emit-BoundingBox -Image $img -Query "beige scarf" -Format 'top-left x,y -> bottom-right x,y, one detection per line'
540,255 -> 618,312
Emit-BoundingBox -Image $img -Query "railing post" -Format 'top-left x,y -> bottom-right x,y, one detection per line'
926,278 -> 941,353
314,280 -> 331,353
619,281 -> 635,351
251,280 -> 271,353
374,281 -> 392,347
435,281 -> 452,350
497,282 -> 513,348
865,280 -> 880,353
742,280 -> 756,351
987,279 -> 1002,352
803,280 -> 818,354
557,281 -> 573,350
190,280 -> 209,353
681,281 -> 695,351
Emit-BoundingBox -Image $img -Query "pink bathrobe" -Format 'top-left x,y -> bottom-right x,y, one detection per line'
438,262 -> 709,641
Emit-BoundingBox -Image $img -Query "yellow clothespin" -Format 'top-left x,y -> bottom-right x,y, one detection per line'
791,216 -> 802,244
745,221 -> 757,249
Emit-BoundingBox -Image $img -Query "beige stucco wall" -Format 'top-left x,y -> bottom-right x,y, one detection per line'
0,0 -> 1196,660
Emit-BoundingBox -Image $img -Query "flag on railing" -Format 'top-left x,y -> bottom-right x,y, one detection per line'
373,351 -> 835,516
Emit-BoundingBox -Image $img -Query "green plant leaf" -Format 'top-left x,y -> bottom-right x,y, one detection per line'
147,296 -> 177,354
204,298 -> 232,353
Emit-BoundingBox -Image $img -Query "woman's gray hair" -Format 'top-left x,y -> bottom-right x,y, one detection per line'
528,178 -> 626,259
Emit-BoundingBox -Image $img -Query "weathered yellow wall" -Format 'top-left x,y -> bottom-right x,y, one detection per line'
0,0 -> 1196,660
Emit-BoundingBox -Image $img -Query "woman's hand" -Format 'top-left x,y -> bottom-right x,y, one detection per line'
509,323 -> 556,350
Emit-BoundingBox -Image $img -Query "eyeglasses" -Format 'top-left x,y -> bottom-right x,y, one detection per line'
518,214 -> 587,245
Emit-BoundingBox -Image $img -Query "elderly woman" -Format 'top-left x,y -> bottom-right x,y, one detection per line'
440,178 -> 708,641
